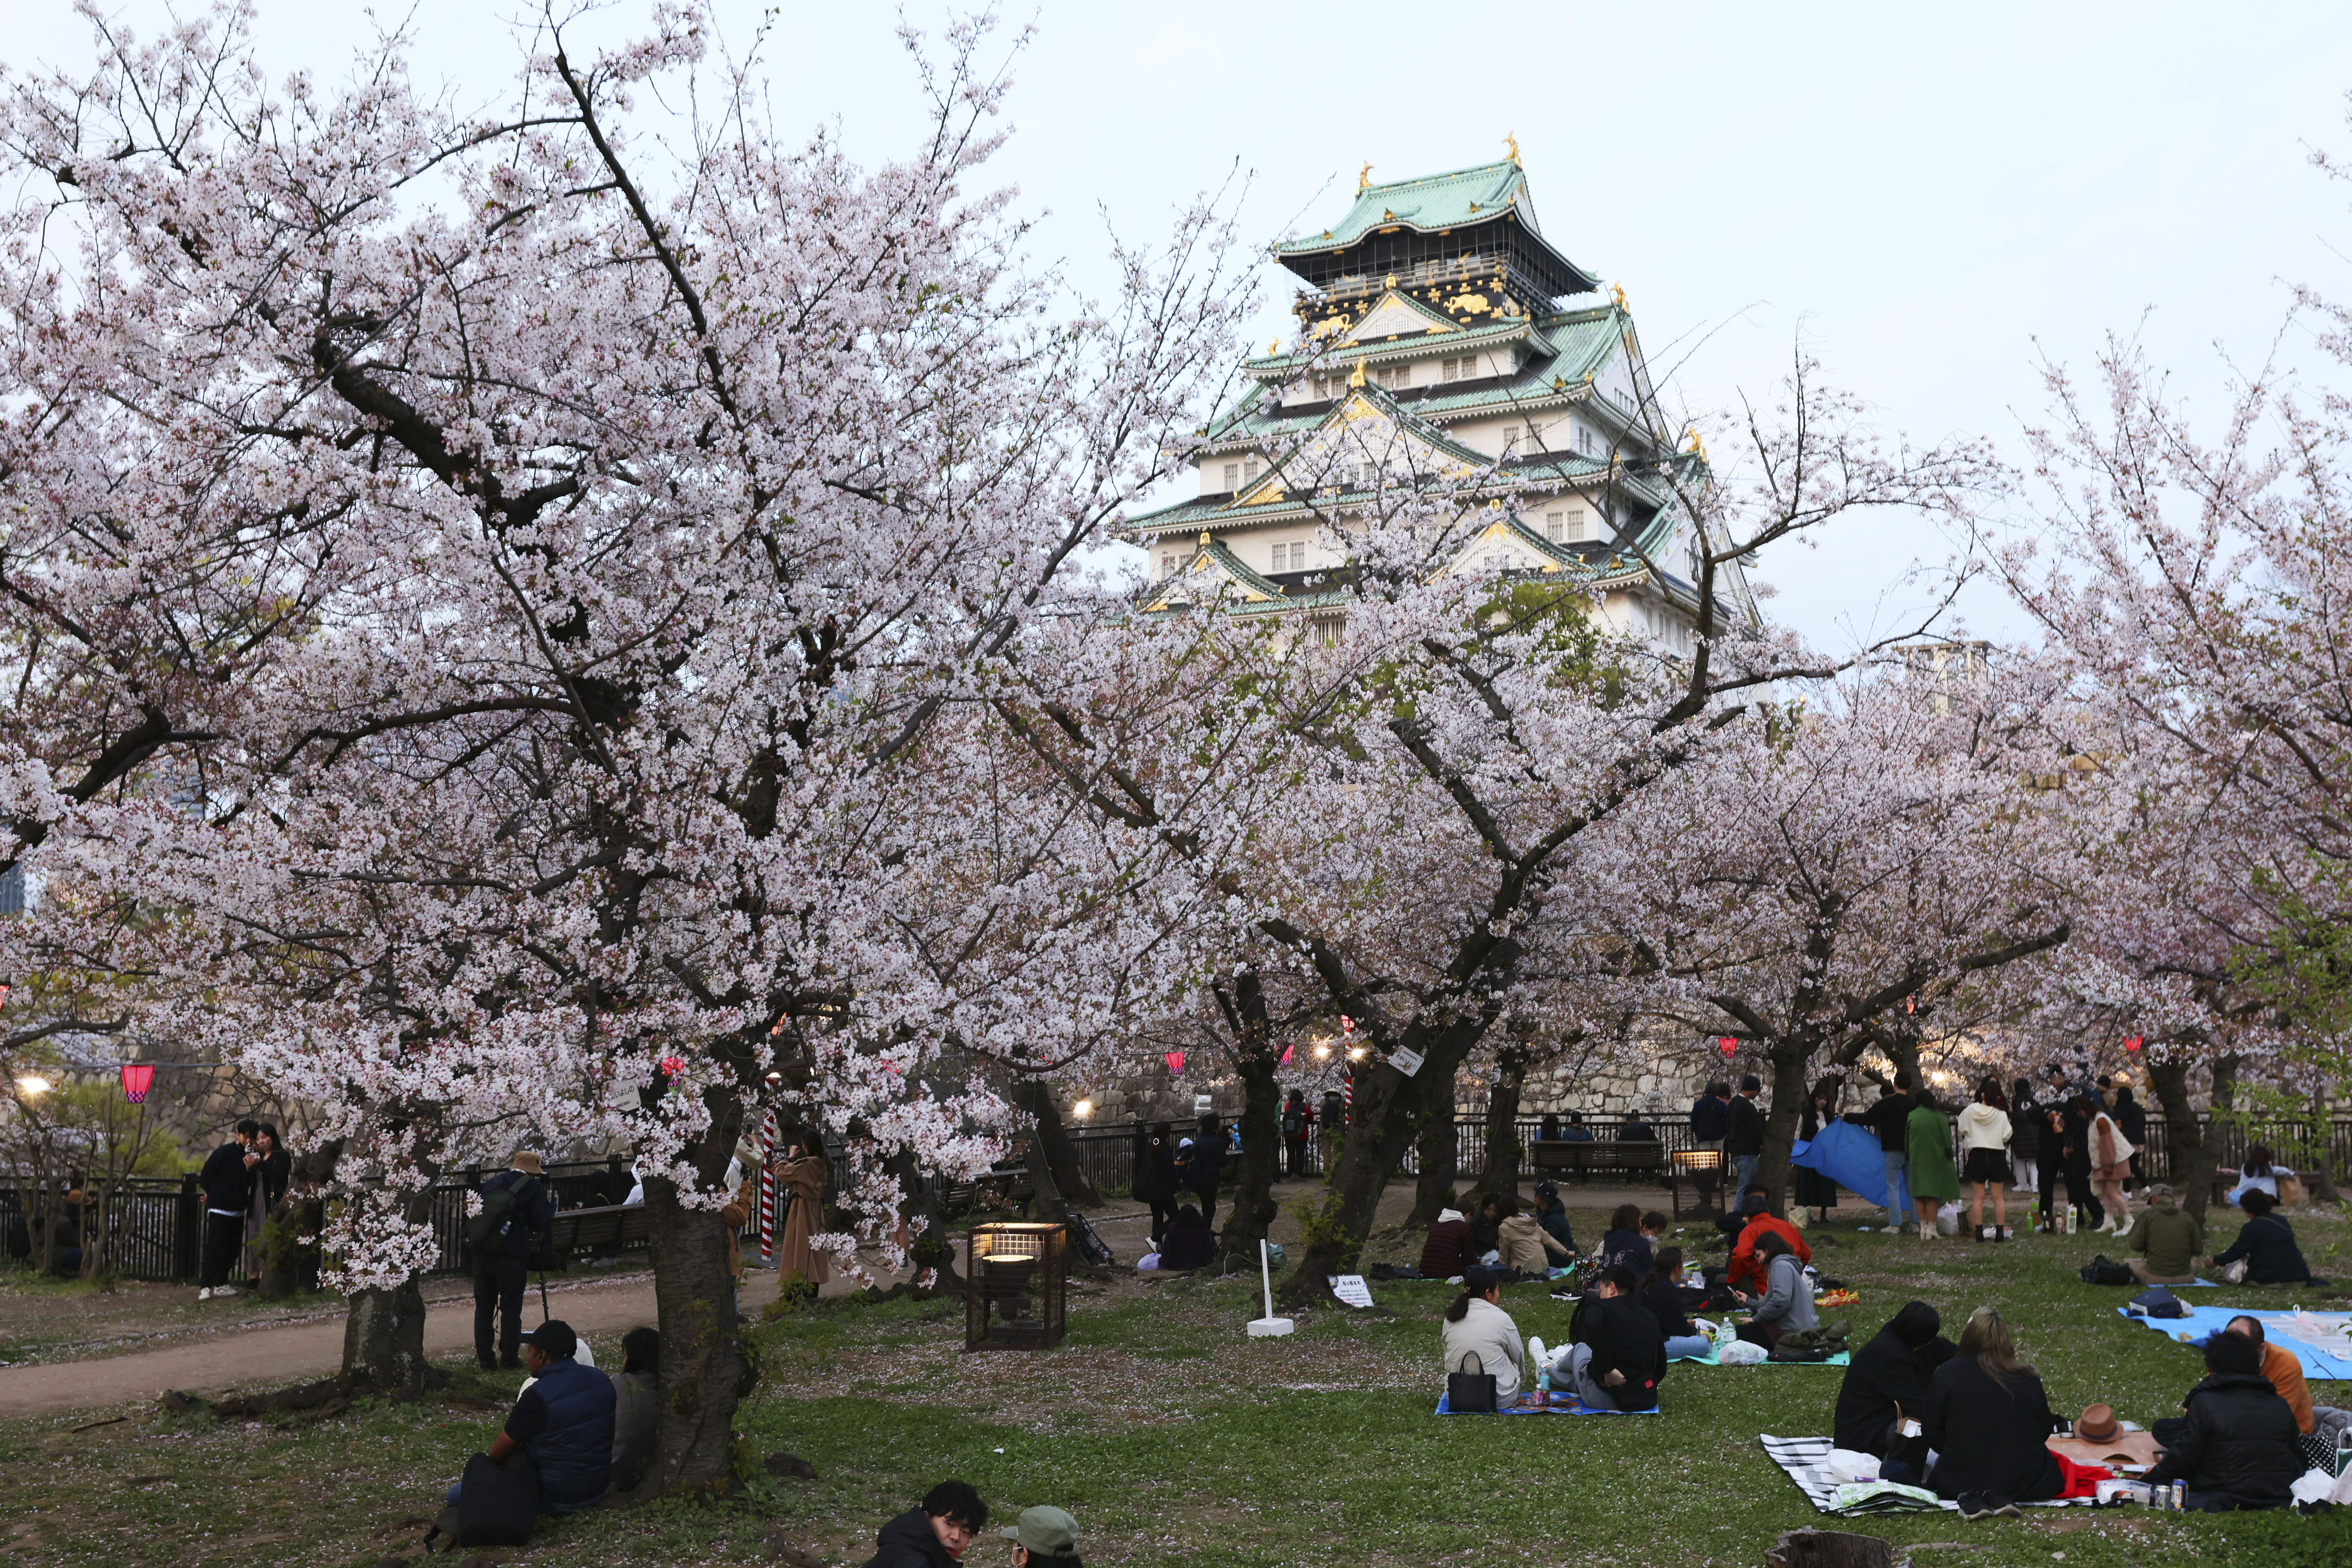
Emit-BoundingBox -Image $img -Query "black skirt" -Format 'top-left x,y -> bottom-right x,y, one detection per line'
1794,1163 -> 1839,1208
1962,1147 -> 2013,1185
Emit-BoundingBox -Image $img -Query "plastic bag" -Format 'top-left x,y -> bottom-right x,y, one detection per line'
1137,1252 -> 1160,1271
1936,1202 -> 1963,1237
1718,1339 -> 1768,1365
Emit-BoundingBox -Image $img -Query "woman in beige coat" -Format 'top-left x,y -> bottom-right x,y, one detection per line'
1494,1193 -> 1573,1276
773,1131 -> 834,1293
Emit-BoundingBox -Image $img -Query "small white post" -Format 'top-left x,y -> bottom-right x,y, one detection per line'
1247,1236 -> 1294,1337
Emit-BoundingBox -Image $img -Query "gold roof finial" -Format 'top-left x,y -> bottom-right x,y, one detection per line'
1685,426 -> 1708,463
1611,281 -> 1628,310
1198,530 -> 1212,550
1348,360 -> 1367,388
1358,162 -> 1373,190
1505,132 -> 1521,165
1269,340 -> 1280,355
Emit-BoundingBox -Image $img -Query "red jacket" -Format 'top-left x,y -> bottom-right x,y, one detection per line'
1728,1214 -> 1811,1293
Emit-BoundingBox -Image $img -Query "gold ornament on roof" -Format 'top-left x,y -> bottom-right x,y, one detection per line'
1358,162 -> 1372,190
1198,530 -> 1212,549
1348,360 -> 1367,388
1685,426 -> 1708,462
1611,282 -> 1628,310
1505,133 -> 1521,165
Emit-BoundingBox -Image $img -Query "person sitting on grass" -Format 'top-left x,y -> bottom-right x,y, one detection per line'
1599,1203 -> 1652,1279
1732,1231 -> 1816,1349
1495,1192 -> 1574,1277
2123,1182 -> 2203,1285
1471,1192 -> 1506,1263
2211,1189 -> 2327,1285
446,1318 -> 614,1517
2144,1329 -> 2301,1512
1640,1209 -> 1672,1249
1549,1263 -> 1667,1410
1638,1246 -> 1712,1362
1919,1306 -> 2063,1516
608,1326 -> 660,1494
999,1505 -> 1084,1567
1726,1192 -> 1810,1295
1530,1182 -> 1576,1258
1441,1265 -> 1525,1403
1420,1204 -> 1476,1279
867,1480 -> 990,1567
1833,1300 -> 1955,1482
1156,1203 -> 1215,1271
2224,1315 -> 2314,1436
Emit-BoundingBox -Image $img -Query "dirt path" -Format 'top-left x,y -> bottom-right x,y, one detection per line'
0,1268 -> 786,1420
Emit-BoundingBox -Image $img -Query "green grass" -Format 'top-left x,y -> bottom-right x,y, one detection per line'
3,1205 -> 2350,1565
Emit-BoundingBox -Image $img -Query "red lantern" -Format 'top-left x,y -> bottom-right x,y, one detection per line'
121,1062 -> 155,1103
2123,1036 -> 2143,1053
1163,1051 -> 1186,1078
1718,1036 -> 1737,1059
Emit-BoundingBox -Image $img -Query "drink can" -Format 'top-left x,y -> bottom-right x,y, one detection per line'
2172,1481 -> 2184,1510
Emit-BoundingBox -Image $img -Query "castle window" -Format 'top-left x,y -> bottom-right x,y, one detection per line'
1545,503 -> 1587,543
1273,542 -> 1304,571
1441,358 -> 1456,381
1222,463 -> 1239,490
1455,355 -> 1476,379
1162,553 -> 1177,577
1243,457 -> 1260,484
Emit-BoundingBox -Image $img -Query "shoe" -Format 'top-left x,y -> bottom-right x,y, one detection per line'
1986,1494 -> 2021,1518
1956,1491 -> 1989,1519
197,1287 -> 213,1300
1996,1226 -> 2013,1242
211,1285 -> 240,1299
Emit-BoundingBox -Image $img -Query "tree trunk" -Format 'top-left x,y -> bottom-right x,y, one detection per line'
1279,1011 -> 1499,1308
1018,1079 -> 1098,1208
2150,1052 -> 2243,1222
641,1105 -> 753,1496
343,1281 -> 429,1396
888,1149 -> 963,1292
1467,1044 -> 1530,1208
1406,1071 -> 1458,1228
1750,1039 -> 1815,1216
2307,1081 -> 2340,1205
1218,1042 -> 1285,1272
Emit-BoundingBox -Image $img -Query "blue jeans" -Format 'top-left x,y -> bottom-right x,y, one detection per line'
1882,1152 -> 1909,1228
1663,1333 -> 1713,1360
1731,1154 -> 1759,1198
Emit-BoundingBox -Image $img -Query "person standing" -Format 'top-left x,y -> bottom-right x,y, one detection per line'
773,1133 -> 832,1296
1689,1081 -> 1730,1158
1795,1085 -> 1840,1223
1281,1090 -> 1311,1178
1318,1088 -> 1345,1168
2089,1099 -> 2135,1233
1135,1122 -> 1176,1246
2114,1085 -> 2148,1194
242,1124 -> 292,1286
2060,1094 -> 2105,1231
1726,1075 -> 1766,1199
1956,1079 -> 2013,1242
472,1151 -> 553,1370
1181,1122 -> 1220,1227
1867,1080 -> 1913,1233
2007,1078 -> 2040,1206
198,1119 -> 260,1300
1906,1089 -> 1961,1241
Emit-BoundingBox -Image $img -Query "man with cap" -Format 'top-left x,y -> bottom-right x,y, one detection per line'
1002,1505 -> 1083,1566
446,1318 -> 615,1516
1726,1075 -> 1767,1200
473,1150 -> 555,1370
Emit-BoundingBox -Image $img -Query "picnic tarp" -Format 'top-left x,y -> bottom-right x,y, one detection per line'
1435,1393 -> 1658,1416
2117,1305 -> 2352,1379
1790,1121 -> 1908,1211
1760,1434 -> 2100,1514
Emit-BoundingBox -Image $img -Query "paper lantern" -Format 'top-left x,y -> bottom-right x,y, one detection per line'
121,1062 -> 155,1103
1163,1050 -> 1185,1078
2123,1036 -> 2143,1053
1718,1035 -> 1737,1059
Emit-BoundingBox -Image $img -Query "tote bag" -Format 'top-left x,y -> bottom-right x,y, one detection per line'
1446,1350 -> 1499,1414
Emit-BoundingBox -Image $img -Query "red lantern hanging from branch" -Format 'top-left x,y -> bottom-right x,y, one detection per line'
2123,1036 -> 2143,1054
1718,1036 -> 1737,1059
120,1062 -> 155,1103
1163,1051 -> 1185,1078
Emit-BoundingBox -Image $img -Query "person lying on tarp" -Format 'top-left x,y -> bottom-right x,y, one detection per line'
2145,1328 -> 2301,1511
1832,1300 -> 1956,1485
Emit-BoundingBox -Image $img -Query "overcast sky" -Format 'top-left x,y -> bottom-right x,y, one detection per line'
15,3 -> 2352,650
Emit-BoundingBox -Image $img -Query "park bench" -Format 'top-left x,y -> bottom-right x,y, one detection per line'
1528,1139 -> 1666,1186
945,1165 -> 1037,1218
542,1202 -> 653,1265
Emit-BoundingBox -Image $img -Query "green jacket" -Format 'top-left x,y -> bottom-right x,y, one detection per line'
1905,1105 -> 1960,1202
2127,1200 -> 2204,1279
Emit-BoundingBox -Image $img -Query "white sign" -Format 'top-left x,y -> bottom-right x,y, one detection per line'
1328,1273 -> 1375,1309
1389,1047 -> 1425,1078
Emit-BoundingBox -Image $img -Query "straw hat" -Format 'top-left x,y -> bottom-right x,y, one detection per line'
510,1150 -> 544,1175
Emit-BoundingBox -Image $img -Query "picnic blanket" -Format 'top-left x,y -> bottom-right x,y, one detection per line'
1435,1393 -> 1659,1416
2117,1306 -> 2352,1379
1759,1435 -> 2099,1514
1672,1342 -> 1850,1367
1791,1122 -> 1907,1210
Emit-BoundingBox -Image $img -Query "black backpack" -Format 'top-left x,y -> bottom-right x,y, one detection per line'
1282,1104 -> 1305,1137
425,1449 -> 537,1552
464,1175 -> 536,1252
2078,1255 -> 2134,1287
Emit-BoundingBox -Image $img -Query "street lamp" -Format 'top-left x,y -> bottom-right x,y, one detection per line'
1072,1099 -> 1093,1121
15,1074 -> 51,1096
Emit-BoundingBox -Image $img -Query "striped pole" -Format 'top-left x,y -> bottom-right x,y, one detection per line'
758,1109 -> 779,1266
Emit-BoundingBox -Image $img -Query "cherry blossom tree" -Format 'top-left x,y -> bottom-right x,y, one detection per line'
0,0 -> 1249,1478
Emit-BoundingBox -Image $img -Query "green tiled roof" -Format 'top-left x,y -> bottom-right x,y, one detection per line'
1274,161 -> 1532,255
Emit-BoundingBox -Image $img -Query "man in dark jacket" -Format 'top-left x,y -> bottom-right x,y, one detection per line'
445,1318 -> 614,1516
1833,1301 -> 1955,1478
1182,1118 -> 1221,1225
1419,1206 -> 1475,1277
1530,1182 -> 1576,1256
1281,1091 -> 1311,1178
198,1119 -> 261,1299
1689,1082 -> 1730,1153
1866,1081 -> 1913,1233
473,1151 -> 555,1370
866,1480 -> 989,1567
1726,1075 -> 1767,1198
2146,1330 -> 2301,1510
1552,1264 -> 1666,1410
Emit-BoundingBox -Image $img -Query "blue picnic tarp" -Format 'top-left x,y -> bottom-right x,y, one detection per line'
1790,1120 -> 1908,1212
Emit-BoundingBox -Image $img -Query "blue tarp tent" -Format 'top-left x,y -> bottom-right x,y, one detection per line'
1791,1118 -> 1907,1211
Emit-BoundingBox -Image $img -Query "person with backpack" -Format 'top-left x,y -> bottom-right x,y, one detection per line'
470,1150 -> 555,1370
429,1317 -> 616,1551
1281,1091 -> 1311,1178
